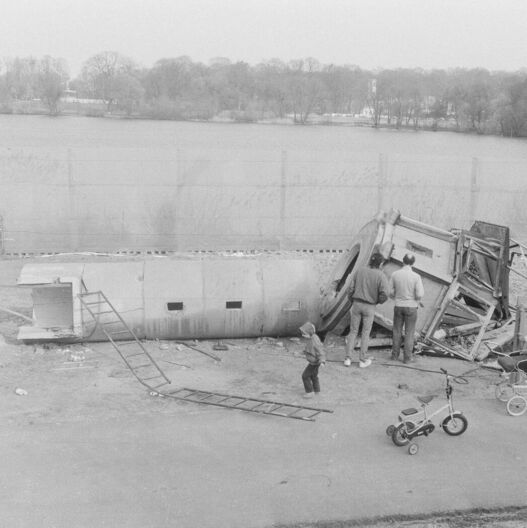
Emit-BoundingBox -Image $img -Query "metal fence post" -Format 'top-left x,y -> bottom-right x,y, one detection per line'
174,148 -> 181,251
378,153 -> 387,212
0,214 -> 4,255
469,157 -> 480,224
279,150 -> 287,249
67,148 -> 79,251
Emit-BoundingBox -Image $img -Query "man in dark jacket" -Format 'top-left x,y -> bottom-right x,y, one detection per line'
344,252 -> 389,368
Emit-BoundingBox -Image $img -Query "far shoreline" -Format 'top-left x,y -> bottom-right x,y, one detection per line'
0,109 -> 513,139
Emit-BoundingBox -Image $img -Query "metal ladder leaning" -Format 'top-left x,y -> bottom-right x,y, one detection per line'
78,291 -> 171,392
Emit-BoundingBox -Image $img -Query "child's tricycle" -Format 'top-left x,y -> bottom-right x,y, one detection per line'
494,350 -> 527,416
386,368 -> 468,455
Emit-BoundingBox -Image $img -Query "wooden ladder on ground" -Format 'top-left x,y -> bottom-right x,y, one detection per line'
79,290 -> 333,421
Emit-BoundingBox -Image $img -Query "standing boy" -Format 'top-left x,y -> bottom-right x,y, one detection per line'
300,322 -> 326,398
389,253 -> 425,363
344,252 -> 389,368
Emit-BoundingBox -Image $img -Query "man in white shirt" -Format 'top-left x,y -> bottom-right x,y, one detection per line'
388,253 -> 425,363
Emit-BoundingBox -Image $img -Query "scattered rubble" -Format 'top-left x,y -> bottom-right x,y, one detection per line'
68,350 -> 85,362
157,341 -> 170,350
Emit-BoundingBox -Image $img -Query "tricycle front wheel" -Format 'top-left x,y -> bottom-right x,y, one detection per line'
442,413 -> 468,435
506,395 -> 527,416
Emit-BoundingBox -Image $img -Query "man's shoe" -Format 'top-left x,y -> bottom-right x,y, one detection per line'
404,357 -> 415,364
390,355 -> 399,361
303,392 -> 314,399
344,358 -> 352,367
359,358 -> 372,368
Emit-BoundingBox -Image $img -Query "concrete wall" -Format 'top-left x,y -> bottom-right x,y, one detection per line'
2,146 -> 527,253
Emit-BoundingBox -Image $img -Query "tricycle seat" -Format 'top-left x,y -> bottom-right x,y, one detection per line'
417,395 -> 436,405
498,355 -> 527,373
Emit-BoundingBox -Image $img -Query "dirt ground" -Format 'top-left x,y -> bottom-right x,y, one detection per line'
1,256 -> 526,527
0,256 -> 503,426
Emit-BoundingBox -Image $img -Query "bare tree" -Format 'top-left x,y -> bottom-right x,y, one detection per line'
286,58 -> 324,124
3,57 -> 38,100
366,76 -> 383,126
36,56 -> 69,115
254,59 -> 288,118
494,74 -> 527,137
80,51 -> 137,111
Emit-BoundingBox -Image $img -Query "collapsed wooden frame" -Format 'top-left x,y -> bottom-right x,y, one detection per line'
420,222 -> 513,360
319,211 -> 519,362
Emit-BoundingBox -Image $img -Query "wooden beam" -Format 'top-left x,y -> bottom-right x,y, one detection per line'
514,298 -> 527,351
470,303 -> 498,360
425,338 -> 473,360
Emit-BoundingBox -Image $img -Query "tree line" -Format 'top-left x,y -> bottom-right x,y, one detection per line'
1,51 -> 527,136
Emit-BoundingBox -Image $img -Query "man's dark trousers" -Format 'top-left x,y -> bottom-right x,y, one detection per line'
392,306 -> 418,361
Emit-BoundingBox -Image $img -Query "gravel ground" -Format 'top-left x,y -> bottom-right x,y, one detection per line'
1,254 -> 526,527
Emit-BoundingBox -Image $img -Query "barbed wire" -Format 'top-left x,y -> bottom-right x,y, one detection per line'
1,153 -> 527,164
3,231 -> 357,237
0,180 -> 525,193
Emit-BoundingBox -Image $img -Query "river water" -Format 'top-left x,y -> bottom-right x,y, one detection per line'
1,114 -> 526,157
0,114 -> 526,252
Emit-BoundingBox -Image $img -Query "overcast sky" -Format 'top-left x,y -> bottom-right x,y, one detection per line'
1,0 -> 526,75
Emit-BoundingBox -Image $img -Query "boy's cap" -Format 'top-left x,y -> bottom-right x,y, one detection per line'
299,322 -> 316,335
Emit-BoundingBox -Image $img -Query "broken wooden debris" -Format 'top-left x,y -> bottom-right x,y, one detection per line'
351,336 -> 393,349
513,298 -> 527,350
175,341 -> 222,362
0,306 -> 33,323
321,210 -> 526,362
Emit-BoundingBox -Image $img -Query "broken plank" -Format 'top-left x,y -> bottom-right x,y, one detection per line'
176,341 -> 222,362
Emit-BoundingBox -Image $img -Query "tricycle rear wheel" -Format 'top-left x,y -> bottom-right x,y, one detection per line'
392,422 -> 413,446
495,383 -> 514,402
408,443 -> 419,455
